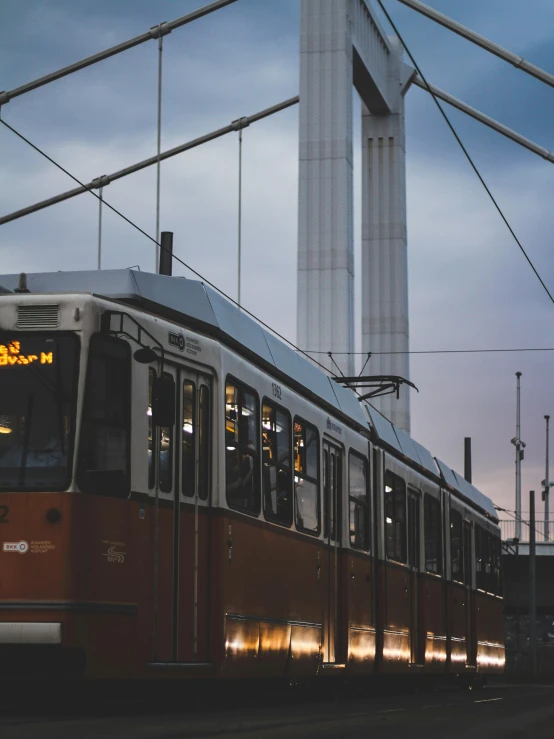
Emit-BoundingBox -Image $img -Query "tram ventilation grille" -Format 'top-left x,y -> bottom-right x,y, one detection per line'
16,304 -> 60,329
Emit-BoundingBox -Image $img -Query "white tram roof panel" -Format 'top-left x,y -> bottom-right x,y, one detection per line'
365,406 -> 403,454
366,406 -> 439,477
435,458 -> 498,522
0,269 -> 368,428
394,426 -> 439,477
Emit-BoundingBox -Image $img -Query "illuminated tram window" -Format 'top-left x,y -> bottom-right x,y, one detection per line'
293,419 -> 320,535
424,494 -> 442,575
198,385 -> 210,501
384,471 -> 407,564
182,380 -> 196,497
450,509 -> 464,583
262,400 -> 292,527
158,372 -> 175,494
349,451 -> 369,551
225,378 -> 260,515
148,368 -> 155,490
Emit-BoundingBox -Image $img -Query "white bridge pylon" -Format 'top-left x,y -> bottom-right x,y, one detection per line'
297,0 -> 414,432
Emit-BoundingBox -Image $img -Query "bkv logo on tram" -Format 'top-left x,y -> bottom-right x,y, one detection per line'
3,540 -> 29,554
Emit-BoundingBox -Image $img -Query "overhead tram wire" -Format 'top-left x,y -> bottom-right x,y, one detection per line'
0,97 -> 300,226
0,0 -> 238,107
376,0 -> 554,308
495,506 -> 553,544
0,115 -> 335,381
302,348 -> 554,356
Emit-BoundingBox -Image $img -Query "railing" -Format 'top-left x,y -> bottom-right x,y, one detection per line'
500,519 -> 553,543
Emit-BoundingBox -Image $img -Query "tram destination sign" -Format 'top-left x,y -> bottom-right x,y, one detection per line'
0,340 -> 54,368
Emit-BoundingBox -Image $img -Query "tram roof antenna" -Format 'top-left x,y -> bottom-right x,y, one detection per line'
396,0 -> 554,90
14,273 -> 30,294
0,0 -> 238,108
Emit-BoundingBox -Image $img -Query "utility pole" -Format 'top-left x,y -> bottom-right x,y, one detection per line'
529,490 -> 537,677
511,372 -> 525,540
543,415 -> 551,542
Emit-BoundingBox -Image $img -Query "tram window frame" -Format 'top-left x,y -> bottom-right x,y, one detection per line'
424,494 -> 442,575
77,333 -> 131,499
261,398 -> 293,528
225,377 -> 261,516
198,384 -> 211,501
384,471 -> 407,564
450,508 -> 464,584
348,450 -> 370,552
293,417 -> 321,536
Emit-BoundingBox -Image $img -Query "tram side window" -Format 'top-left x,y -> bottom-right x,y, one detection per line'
484,530 -> 493,593
158,372 -> 175,494
198,385 -> 210,501
450,509 -> 464,583
424,494 -> 442,575
262,401 -> 293,527
385,471 -> 406,564
77,334 -> 130,498
349,451 -> 370,551
492,534 -> 502,596
293,419 -> 320,535
225,379 -> 260,515
475,525 -> 485,590
181,380 -> 196,497
463,521 -> 472,587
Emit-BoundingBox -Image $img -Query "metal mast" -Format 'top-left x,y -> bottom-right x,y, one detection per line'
543,416 -> 550,541
511,372 -> 525,540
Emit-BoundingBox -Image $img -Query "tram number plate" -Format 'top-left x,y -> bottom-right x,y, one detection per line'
0,506 -> 9,524
271,383 -> 282,400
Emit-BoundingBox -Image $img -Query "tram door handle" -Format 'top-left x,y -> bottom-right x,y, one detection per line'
228,524 -> 232,563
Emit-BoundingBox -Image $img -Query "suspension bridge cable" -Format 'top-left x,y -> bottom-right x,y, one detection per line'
376,0 -> 554,307
0,96 -> 299,227
0,116 -> 336,379
0,0 -> 238,106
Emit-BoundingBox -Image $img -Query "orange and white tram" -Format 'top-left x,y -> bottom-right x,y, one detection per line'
0,270 -> 504,684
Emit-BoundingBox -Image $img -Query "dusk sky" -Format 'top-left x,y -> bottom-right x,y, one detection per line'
1,0 -> 553,523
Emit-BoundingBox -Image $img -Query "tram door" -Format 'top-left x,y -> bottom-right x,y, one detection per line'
407,489 -> 422,664
152,363 -> 212,664
323,441 -> 344,664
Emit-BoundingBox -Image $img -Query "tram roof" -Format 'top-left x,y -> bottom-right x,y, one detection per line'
0,268 -> 498,523
0,269 -> 367,427
366,405 -> 498,522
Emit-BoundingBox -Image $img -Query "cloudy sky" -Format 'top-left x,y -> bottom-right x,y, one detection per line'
1,0 -> 553,523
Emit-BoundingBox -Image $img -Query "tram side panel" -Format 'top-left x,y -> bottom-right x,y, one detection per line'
218,355 -> 327,679
343,549 -> 376,673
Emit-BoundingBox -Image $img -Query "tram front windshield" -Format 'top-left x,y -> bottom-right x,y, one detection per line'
0,333 -> 79,491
